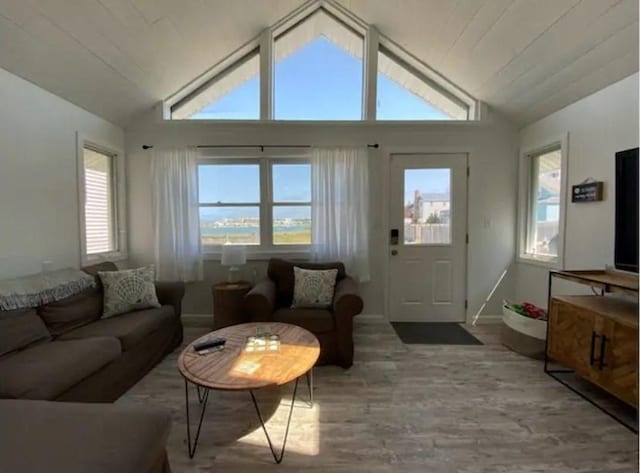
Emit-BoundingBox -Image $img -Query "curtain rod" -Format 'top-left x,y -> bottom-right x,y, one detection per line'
141,143 -> 379,151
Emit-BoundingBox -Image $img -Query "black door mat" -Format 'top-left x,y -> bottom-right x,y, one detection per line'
391,322 -> 483,345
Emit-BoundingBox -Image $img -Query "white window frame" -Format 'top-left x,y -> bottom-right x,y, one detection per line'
517,134 -> 568,268
197,152 -> 312,258
162,0 -> 478,122
76,133 -> 127,266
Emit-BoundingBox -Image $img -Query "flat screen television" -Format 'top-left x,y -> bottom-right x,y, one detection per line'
614,147 -> 639,273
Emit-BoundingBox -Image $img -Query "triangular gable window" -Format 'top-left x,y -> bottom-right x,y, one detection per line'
377,46 -> 469,120
170,49 -> 259,120
166,1 -> 475,121
273,9 -> 363,120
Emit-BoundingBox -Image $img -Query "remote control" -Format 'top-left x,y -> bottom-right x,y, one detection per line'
193,337 -> 226,352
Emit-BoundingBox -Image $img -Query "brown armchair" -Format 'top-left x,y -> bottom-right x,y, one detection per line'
244,259 -> 363,368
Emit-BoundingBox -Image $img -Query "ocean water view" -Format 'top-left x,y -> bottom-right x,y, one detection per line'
200,223 -> 311,245
200,225 -> 309,236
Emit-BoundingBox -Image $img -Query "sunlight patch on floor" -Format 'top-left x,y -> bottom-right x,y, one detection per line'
238,399 -> 320,457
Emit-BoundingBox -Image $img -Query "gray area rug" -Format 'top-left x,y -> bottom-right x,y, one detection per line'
391,322 -> 483,345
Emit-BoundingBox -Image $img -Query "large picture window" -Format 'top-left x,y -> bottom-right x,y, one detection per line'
198,159 -> 311,252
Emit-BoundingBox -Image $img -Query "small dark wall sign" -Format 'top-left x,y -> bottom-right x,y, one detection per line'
572,181 -> 604,202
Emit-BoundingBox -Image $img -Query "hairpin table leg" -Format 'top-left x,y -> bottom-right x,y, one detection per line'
184,380 -> 210,459
249,377 -> 300,464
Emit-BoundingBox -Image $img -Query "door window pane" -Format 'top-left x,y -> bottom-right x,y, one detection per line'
200,207 -> 260,246
272,163 -> 311,202
404,168 -> 451,244
273,206 -> 311,245
274,9 -> 364,120
528,149 -> 561,257
198,164 -> 260,203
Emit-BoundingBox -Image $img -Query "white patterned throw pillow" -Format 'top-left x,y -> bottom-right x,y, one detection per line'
98,266 -> 160,318
291,267 -> 338,309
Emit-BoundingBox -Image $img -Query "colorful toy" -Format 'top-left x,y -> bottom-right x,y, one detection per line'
505,301 -> 548,321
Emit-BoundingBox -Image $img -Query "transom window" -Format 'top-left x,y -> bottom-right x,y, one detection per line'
197,159 -> 311,251
167,2 -> 475,121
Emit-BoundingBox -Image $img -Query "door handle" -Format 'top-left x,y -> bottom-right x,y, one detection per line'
589,331 -> 598,366
391,250 -> 398,256
598,335 -> 608,370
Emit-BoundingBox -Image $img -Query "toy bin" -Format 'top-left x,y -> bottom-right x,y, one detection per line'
501,303 -> 547,360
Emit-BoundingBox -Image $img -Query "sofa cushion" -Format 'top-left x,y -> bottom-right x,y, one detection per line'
0,337 -> 121,400
0,399 -> 171,473
82,261 -> 118,285
37,287 -> 103,336
58,306 -> 175,351
268,259 -> 346,308
0,308 -> 51,357
273,308 -> 335,333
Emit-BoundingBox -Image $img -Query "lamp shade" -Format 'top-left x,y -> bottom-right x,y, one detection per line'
220,245 -> 246,266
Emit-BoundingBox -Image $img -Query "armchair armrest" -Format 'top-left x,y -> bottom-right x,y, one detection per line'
332,277 -> 362,368
154,281 -> 186,317
333,277 -> 363,317
244,279 -> 276,322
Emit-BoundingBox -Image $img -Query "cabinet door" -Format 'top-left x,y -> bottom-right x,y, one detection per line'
547,299 -> 600,379
600,321 -> 638,407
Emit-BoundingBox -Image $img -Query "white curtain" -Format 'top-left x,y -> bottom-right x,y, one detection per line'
311,147 -> 370,282
151,147 -> 202,281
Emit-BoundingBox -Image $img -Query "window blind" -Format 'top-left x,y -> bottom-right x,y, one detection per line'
83,147 -> 115,254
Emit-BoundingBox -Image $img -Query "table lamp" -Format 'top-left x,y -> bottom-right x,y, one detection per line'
221,244 -> 246,283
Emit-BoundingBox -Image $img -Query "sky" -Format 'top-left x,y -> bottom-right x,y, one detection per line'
404,169 -> 450,205
199,164 -> 311,221
195,35 -> 452,221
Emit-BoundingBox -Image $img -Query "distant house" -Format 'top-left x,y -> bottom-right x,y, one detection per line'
405,190 -> 451,223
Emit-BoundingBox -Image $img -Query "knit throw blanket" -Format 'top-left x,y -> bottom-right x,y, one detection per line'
0,268 -> 96,311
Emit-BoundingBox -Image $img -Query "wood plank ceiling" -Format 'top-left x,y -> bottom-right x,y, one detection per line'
0,0 -> 637,127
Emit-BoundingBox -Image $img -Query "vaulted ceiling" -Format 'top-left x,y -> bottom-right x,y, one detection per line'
1,0 -> 637,127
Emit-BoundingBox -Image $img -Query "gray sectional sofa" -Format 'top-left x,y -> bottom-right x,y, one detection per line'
0,399 -> 172,473
0,262 -> 184,402
0,262 -> 185,472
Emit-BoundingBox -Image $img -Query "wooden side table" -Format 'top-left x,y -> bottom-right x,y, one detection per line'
212,281 -> 252,329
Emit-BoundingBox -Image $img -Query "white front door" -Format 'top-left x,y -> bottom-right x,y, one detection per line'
388,153 -> 468,322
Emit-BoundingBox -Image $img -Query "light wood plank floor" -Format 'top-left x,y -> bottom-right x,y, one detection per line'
120,318 -> 638,472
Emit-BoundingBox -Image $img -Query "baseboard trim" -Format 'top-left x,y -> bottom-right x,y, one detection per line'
181,312 -> 384,328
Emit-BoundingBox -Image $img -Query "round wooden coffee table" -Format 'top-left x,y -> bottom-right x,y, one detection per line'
178,322 -> 320,462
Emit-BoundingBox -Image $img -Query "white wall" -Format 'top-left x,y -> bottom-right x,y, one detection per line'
515,73 -> 639,307
0,68 -> 124,278
126,107 -> 519,318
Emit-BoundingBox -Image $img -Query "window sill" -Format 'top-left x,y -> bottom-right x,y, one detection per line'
517,254 -> 561,270
82,252 -> 128,267
202,248 -> 310,262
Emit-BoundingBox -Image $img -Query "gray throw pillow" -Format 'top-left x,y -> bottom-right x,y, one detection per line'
291,267 -> 338,309
98,266 -> 160,318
